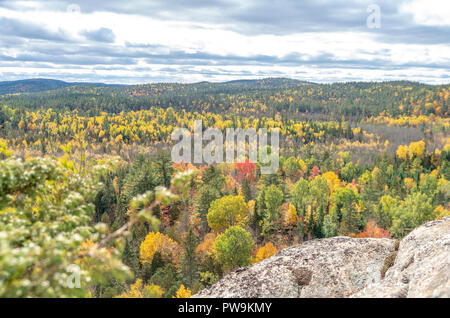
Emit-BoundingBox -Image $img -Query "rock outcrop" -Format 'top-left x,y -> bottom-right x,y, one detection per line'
194,217 -> 450,298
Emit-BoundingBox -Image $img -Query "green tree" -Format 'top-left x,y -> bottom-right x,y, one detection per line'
214,226 -> 254,271
322,213 -> 338,238
374,195 -> 397,229
340,161 -> 357,183
264,184 -> 284,220
180,228 -> 199,288
0,157 -> 130,297
94,173 -> 116,222
241,178 -> 252,202
284,156 -> 300,179
150,264 -> 180,298
153,150 -> 174,188
195,185 -> 220,235
328,187 -> 363,236
291,179 -> 309,215
202,165 -> 225,192
390,192 -> 435,237
261,184 -> 283,237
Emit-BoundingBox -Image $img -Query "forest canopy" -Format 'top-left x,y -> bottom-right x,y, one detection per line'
0,78 -> 448,298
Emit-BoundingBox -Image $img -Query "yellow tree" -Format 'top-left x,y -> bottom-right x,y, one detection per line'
140,232 -> 181,265
253,242 -> 277,263
404,177 -> 416,193
396,145 -> 409,162
196,233 -> 216,258
174,284 -> 192,298
207,195 -> 248,233
116,279 -> 164,298
408,141 -> 426,159
284,203 -> 298,227
322,171 -> 341,194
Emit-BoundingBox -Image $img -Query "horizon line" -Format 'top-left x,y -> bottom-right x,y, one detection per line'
2,77 -> 450,87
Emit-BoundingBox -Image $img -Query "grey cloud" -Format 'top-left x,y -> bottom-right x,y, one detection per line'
373,25 -> 450,45
0,35 -> 26,48
7,0 -> 449,46
0,0 -> 400,33
81,28 -> 116,43
2,39 -> 448,72
0,17 -> 68,41
21,1 -> 402,34
0,51 -> 136,66
2,0 -> 449,45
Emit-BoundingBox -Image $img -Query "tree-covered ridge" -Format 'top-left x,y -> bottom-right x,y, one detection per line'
0,79 -> 77,95
1,79 -> 448,118
0,78 -> 120,96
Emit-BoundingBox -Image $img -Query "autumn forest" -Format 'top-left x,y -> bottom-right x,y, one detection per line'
0,78 -> 449,298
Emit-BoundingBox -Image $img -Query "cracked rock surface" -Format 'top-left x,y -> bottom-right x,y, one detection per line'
353,217 -> 450,298
194,217 -> 450,298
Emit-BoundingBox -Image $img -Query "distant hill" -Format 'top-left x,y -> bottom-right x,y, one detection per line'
0,77 -> 313,96
122,77 -> 316,97
0,78 -> 446,119
221,78 -> 316,89
0,78 -> 120,95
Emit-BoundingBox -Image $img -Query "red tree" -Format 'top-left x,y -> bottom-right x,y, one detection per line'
310,166 -> 320,179
236,159 -> 257,182
356,221 -> 391,238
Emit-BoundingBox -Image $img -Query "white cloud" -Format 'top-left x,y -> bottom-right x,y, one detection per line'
400,0 -> 450,26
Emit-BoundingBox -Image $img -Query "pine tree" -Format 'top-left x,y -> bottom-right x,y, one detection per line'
241,178 -> 252,202
202,165 -> 225,192
180,228 -> 199,288
154,150 -> 174,188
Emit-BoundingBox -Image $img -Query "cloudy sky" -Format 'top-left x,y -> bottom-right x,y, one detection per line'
0,0 -> 449,84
